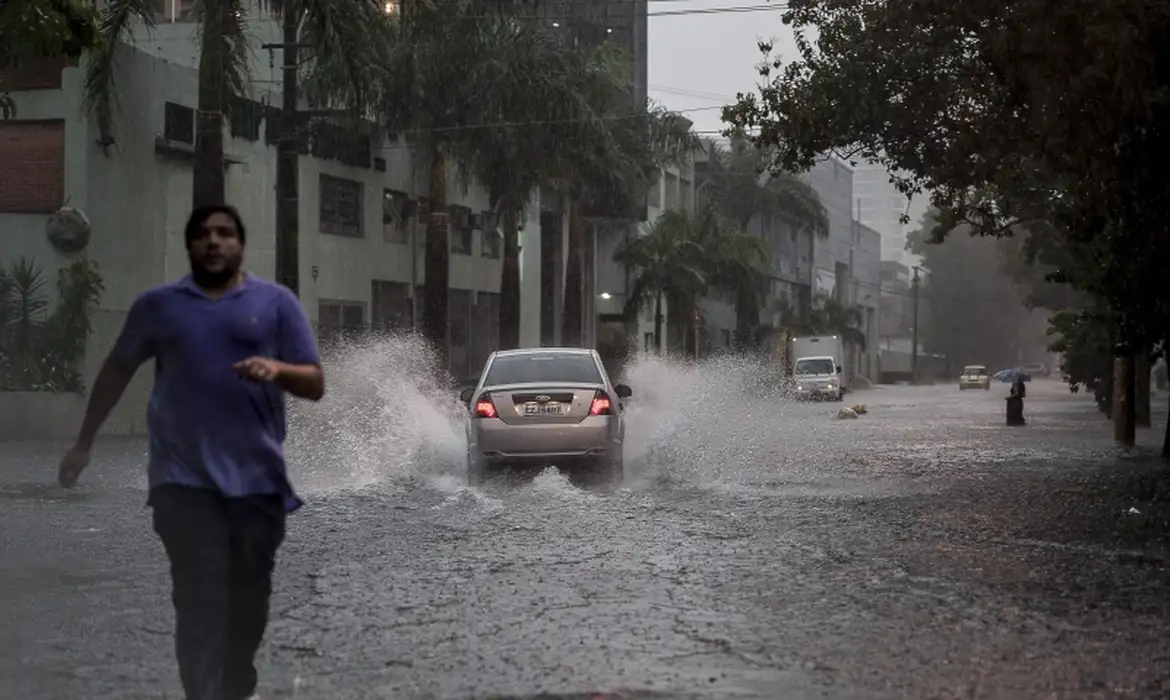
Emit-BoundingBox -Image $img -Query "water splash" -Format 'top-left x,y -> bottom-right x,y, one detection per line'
285,336 -> 807,496
286,332 -> 466,494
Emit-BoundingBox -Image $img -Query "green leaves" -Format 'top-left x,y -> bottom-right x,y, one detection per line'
2,0 -> 103,119
0,258 -> 102,393
726,0 -> 1170,358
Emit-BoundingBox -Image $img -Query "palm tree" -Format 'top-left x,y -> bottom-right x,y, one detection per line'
556,100 -> 702,347
615,207 -> 766,355
613,210 -> 707,352
380,0 -> 573,359
83,0 -> 385,207
700,132 -> 828,343
462,36 -> 631,350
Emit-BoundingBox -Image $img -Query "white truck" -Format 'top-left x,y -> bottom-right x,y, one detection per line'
787,335 -> 846,401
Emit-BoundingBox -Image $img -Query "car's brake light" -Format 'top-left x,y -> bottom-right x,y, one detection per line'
474,397 -> 497,418
589,391 -> 613,416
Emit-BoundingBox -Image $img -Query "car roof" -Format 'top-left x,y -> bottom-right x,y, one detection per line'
963,364 -> 987,369
491,347 -> 595,358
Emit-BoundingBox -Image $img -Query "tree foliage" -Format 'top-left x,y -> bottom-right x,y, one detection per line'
723,0 -> 1170,351
615,205 -> 766,354
906,209 -> 1048,372
1,0 -> 101,118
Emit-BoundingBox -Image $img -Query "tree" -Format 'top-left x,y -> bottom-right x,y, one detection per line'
84,0 -> 383,207
907,209 -> 1046,374
722,0 -> 1170,452
1,0 -> 101,118
380,0 -> 578,360
556,101 -> 702,348
615,206 -> 766,355
462,38 -> 633,351
699,133 -> 828,344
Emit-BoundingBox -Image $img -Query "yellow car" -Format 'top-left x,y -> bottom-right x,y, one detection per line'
959,365 -> 991,390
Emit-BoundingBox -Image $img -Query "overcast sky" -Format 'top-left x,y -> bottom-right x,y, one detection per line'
647,0 -> 801,137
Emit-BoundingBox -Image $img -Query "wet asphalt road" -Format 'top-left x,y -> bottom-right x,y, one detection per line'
2,374 -> 1170,700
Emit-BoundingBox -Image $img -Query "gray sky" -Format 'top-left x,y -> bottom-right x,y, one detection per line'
648,0 -> 800,136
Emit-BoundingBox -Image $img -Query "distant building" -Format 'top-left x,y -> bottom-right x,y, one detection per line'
879,261 -> 915,339
803,159 -> 881,383
852,160 -> 926,267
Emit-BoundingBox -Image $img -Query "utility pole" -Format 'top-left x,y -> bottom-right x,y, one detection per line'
265,0 -> 304,297
911,265 -> 921,384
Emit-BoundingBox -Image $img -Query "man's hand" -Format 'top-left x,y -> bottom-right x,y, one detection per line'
58,445 -> 92,489
233,356 -> 283,382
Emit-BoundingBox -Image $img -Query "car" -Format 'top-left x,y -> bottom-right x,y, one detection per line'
460,347 -> 631,487
958,365 -> 991,390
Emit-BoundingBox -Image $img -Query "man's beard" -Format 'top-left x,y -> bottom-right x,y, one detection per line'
190,262 -> 239,289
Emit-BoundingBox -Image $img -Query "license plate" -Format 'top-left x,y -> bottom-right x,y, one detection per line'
523,402 -> 564,416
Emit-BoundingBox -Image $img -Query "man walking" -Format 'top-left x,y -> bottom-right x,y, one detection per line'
57,204 -> 325,700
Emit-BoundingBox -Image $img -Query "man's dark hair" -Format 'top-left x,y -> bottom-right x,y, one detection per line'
184,204 -> 247,246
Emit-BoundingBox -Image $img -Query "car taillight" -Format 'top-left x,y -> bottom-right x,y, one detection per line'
589,391 -> 613,416
474,397 -> 497,418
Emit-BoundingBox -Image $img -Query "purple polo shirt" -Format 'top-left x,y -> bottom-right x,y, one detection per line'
112,274 -> 320,512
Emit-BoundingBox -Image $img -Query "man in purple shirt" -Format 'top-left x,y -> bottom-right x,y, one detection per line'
57,204 -> 325,700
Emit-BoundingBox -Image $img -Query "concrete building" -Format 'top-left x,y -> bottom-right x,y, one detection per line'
0,0 -> 661,439
879,261 -> 915,340
594,157 -> 697,355
803,158 -> 881,382
853,160 -> 921,267
0,47 -> 527,439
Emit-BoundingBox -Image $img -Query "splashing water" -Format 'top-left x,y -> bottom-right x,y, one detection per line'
286,332 -> 466,494
285,336 -> 808,496
619,352 -> 801,486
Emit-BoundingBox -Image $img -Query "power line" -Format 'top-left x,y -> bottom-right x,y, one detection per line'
362,105 -> 725,148
441,3 -> 786,19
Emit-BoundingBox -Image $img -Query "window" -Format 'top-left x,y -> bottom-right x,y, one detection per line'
317,300 -> 365,346
163,102 -> 194,144
485,352 -> 603,385
449,208 -> 472,254
452,226 -> 472,254
382,190 -> 408,243
481,229 -> 501,259
0,120 -> 65,214
794,358 -> 836,375
153,0 -> 197,22
319,175 -> 363,238
370,280 -> 413,331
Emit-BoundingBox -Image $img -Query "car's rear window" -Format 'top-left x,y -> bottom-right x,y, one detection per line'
963,366 -> 987,374
484,353 -> 603,385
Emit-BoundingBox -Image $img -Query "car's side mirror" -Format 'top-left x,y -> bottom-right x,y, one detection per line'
836,365 -> 842,374
459,387 -> 474,405
615,384 -> 633,399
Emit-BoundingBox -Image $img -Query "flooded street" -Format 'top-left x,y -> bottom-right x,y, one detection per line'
2,348 -> 1169,699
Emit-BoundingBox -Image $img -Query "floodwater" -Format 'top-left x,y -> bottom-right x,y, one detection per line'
2,336 -> 1169,699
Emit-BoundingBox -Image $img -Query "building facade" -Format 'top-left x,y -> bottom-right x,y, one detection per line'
0,49 -> 532,439
803,158 -> 881,382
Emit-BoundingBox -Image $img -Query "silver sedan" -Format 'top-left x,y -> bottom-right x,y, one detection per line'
460,348 -> 631,486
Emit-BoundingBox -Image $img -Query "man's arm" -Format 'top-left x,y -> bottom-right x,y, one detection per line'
74,296 -> 155,448
275,288 -> 325,401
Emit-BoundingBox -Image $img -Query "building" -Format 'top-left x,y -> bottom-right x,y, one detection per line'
0,37 -> 536,439
852,160 -> 919,267
879,260 -> 915,340
594,155 -> 697,355
803,158 -> 881,382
